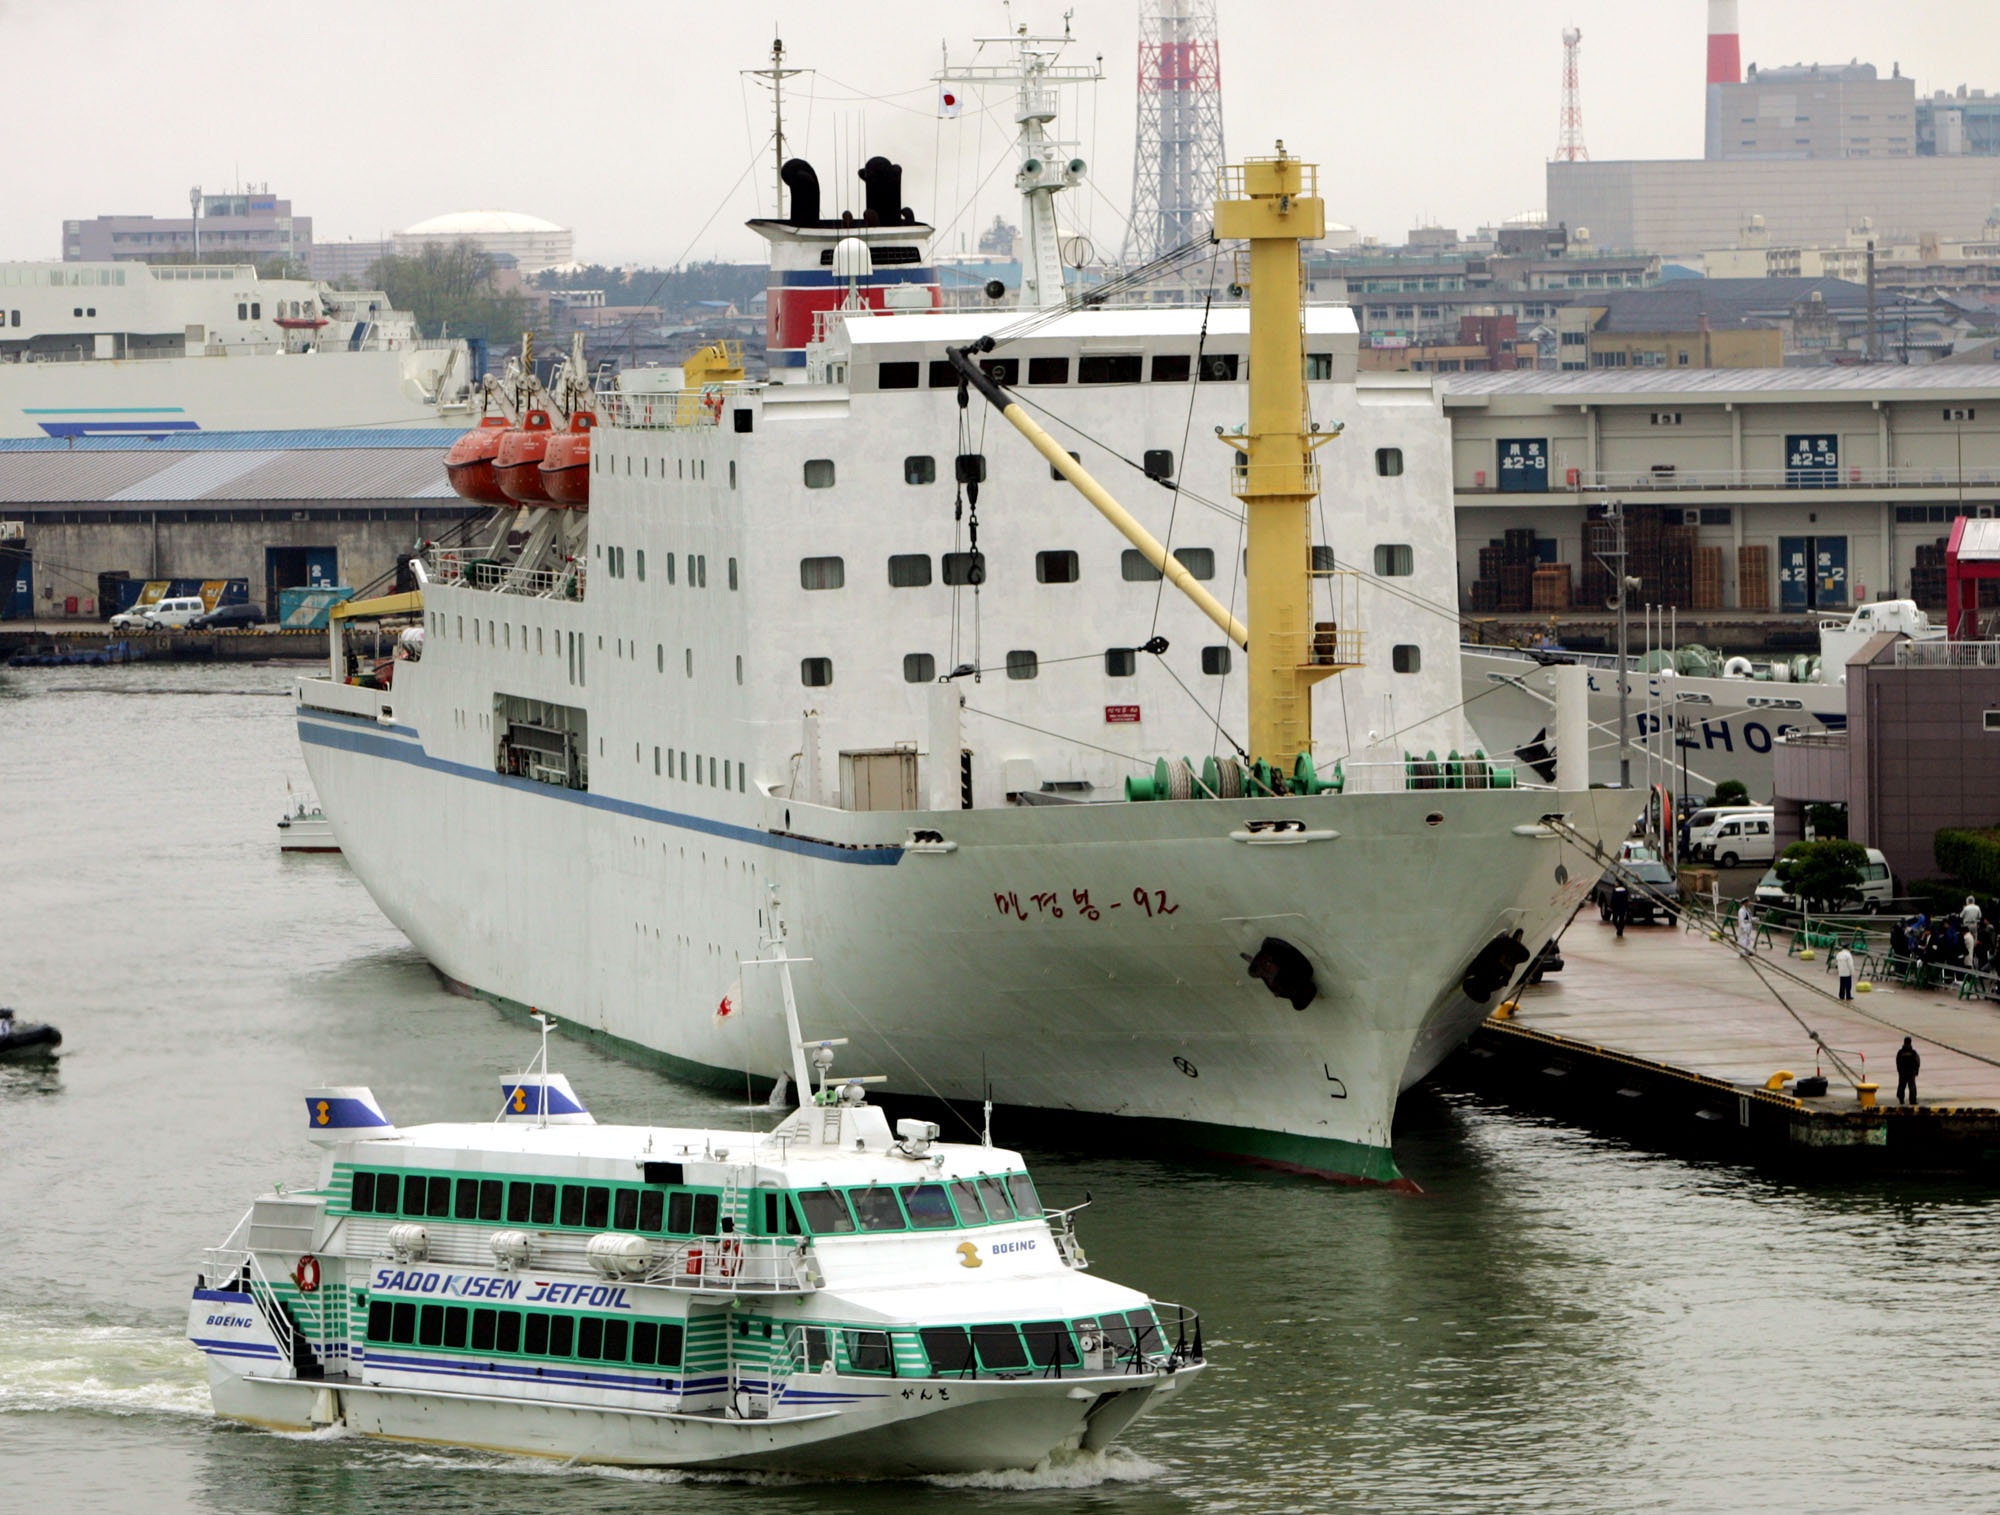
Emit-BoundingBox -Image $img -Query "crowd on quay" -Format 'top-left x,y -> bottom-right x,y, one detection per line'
1890,897 -> 1992,972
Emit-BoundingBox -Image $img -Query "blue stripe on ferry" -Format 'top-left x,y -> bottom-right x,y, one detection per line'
297,712 -> 906,867
363,1350 -> 684,1394
193,1289 -> 254,1303
192,1337 -> 281,1358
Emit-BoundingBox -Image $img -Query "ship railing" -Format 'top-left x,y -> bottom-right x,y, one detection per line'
200,1230 -> 302,1373
640,1236 -> 821,1294
600,382 -> 756,431
1895,639 -> 2000,668
1149,1300 -> 1206,1374
1042,1205 -> 1090,1270
427,547 -> 585,600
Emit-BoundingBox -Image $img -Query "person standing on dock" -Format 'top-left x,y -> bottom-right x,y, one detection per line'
1896,1036 -> 1922,1106
1835,945 -> 1855,1001
1963,896 -> 1983,935
1610,881 -> 1631,938
1737,901 -> 1755,955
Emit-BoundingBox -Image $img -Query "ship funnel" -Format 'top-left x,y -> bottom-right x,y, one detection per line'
498,1072 -> 596,1125
304,1086 -> 398,1144
781,158 -> 822,225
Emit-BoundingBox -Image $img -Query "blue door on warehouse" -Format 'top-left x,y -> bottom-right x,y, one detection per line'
264,546 -> 337,617
1778,535 -> 1848,611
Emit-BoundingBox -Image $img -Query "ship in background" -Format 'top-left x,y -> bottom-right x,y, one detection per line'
0,261 -> 469,437
296,25 -> 1624,1186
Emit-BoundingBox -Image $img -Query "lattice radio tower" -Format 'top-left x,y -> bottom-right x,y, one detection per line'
1120,0 -> 1227,267
1553,26 -> 1589,162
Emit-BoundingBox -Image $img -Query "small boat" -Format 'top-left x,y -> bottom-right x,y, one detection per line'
277,796 -> 339,853
443,416 -> 513,506
185,922 -> 1204,1473
0,1009 -> 61,1060
539,411 -> 595,506
492,408 -> 556,504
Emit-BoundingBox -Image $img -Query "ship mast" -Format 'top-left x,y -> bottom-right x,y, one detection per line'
745,37 -> 808,219
949,142 -> 1352,781
1212,146 -> 1347,767
937,19 -> 1102,308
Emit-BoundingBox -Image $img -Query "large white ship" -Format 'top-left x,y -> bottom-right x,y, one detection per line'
0,260 -> 468,436
299,32 -> 1624,1186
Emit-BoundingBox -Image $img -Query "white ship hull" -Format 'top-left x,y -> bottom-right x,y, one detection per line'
302,698 -> 1625,1185
1460,644 -> 1846,799
0,347 -> 462,438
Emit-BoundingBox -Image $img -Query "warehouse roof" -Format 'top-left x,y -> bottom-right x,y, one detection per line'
0,427 -> 466,454
1441,362 -> 2000,404
0,432 -> 458,503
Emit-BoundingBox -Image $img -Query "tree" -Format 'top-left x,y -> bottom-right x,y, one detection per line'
1712,779 -> 1750,807
1775,839 -> 1867,911
1806,802 -> 1848,840
367,241 -> 532,344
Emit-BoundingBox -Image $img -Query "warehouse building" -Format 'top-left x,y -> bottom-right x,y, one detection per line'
1443,365 -> 2000,617
0,430 -> 476,618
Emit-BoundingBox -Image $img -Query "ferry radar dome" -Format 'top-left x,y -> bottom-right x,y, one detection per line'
394,210 -> 575,275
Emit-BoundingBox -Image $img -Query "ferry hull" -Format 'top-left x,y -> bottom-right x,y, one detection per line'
1460,645 -> 1847,798
204,1363 -> 1190,1473
301,702 -> 1626,1185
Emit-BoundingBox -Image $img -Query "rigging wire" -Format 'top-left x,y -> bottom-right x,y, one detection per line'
1151,249 -> 1223,641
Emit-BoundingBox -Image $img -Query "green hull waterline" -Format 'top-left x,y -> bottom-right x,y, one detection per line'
464,982 -> 1407,1190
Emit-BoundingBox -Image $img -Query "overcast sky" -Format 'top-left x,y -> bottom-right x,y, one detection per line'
6,0 -> 1996,267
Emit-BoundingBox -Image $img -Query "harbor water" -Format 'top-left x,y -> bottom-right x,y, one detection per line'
4,663 -> 1999,1514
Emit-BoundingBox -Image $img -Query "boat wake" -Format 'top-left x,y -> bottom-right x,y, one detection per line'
922,1446 -> 1168,1489
0,1311 -> 207,1420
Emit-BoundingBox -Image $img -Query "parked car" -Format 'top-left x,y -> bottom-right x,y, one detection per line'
1593,859 -> 1679,924
1681,804 -> 1768,860
1754,848 -> 1895,913
189,602 -> 264,630
133,596 -> 208,630
107,605 -> 154,631
1696,810 -> 1776,868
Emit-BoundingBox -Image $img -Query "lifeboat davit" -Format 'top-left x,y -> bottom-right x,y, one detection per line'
444,417 -> 512,505
539,412 -> 595,507
493,409 -> 556,505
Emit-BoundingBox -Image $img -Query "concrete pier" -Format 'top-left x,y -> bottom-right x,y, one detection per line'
1440,910 -> 2000,1175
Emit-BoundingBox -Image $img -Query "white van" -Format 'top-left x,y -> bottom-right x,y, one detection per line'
1698,809 -> 1776,868
1684,805 -> 1769,859
140,596 -> 208,630
1755,848 -> 1895,913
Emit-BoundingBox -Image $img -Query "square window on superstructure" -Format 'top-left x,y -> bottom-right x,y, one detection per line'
1376,447 -> 1403,476
904,652 -> 935,682
1077,353 -> 1142,384
1375,543 -> 1414,576
1307,352 -> 1334,380
800,556 -> 845,590
803,458 -> 836,489
1392,644 -> 1422,673
1175,547 -> 1215,580
954,454 -> 986,485
1027,356 -> 1069,384
942,551 -> 986,586
1143,448 -> 1174,480
1312,545 -> 1336,573
1121,549 -> 1161,582
979,357 -> 1019,385
1151,354 -> 1192,383
801,657 -> 833,687
1005,650 -> 1039,680
888,553 -> 933,588
1201,645 -> 1232,675
1105,647 -> 1136,677
904,455 -> 936,485
928,360 -> 958,388
878,361 -> 919,389
1198,353 -> 1239,381
1036,550 -> 1079,584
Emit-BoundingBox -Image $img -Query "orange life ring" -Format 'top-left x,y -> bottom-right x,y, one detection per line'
294,1255 -> 321,1293
716,1236 -> 743,1278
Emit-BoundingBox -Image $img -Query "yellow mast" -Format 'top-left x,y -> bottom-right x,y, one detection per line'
1212,145 -> 1346,770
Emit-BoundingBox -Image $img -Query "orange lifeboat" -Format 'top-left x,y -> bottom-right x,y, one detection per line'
540,413 -> 595,507
444,417 -> 512,505
493,409 -> 556,505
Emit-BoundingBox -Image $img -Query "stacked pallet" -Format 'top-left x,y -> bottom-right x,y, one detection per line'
1693,546 -> 1725,610
1467,526 -> 1545,612
1468,579 -> 1500,611
1531,565 -> 1573,611
1498,562 -> 1535,612
1738,545 -> 1771,610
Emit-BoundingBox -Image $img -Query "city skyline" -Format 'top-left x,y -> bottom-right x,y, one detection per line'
6,0 -> 1998,269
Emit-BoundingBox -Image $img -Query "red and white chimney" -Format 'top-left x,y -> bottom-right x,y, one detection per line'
1705,0 -> 1742,158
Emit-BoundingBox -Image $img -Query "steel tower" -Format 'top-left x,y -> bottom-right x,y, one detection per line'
1120,0 -> 1227,267
1553,26 -> 1589,162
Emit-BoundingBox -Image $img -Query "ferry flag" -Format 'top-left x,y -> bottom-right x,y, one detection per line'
939,86 -> 962,119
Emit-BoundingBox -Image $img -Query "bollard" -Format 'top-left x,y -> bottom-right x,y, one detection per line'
1855,1082 -> 1879,1109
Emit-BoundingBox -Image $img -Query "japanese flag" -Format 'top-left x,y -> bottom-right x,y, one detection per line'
939,86 -> 962,118
715,977 -> 743,1020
